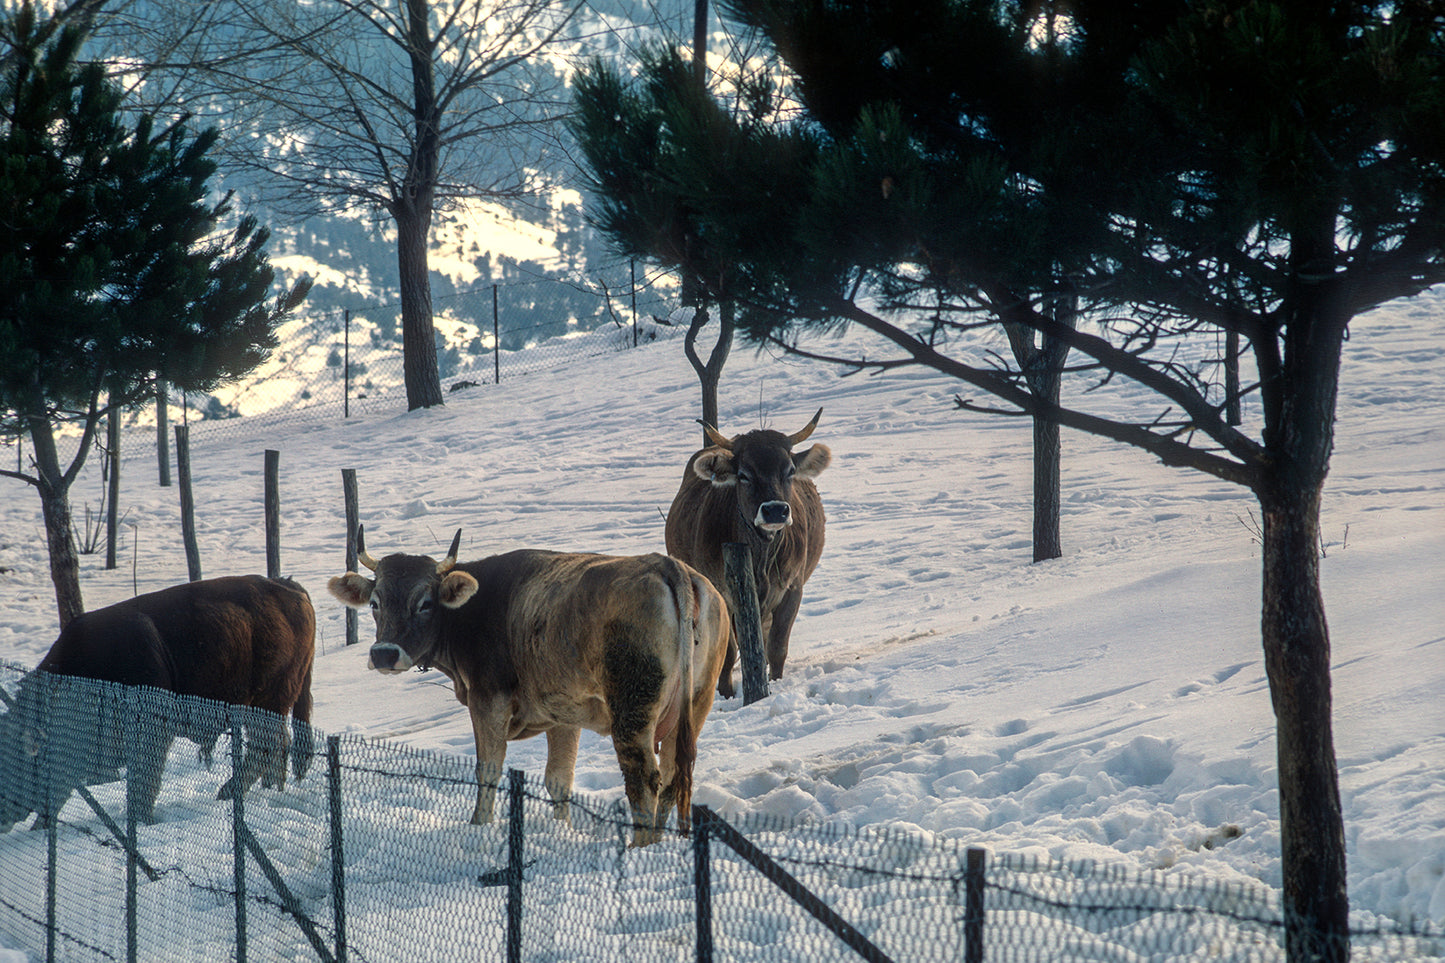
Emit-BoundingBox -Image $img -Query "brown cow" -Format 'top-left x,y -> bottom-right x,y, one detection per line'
328,528 -> 729,845
665,408 -> 830,697
0,576 -> 316,832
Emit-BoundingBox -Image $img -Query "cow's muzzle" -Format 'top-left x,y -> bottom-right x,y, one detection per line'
755,500 -> 792,533
367,643 -> 414,674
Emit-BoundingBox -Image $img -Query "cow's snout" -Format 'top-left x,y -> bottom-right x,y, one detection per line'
368,643 -> 412,674
757,501 -> 791,530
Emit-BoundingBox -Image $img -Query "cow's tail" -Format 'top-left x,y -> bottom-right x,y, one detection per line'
671,560 -> 699,834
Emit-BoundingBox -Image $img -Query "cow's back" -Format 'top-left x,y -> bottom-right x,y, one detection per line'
450,550 -> 697,734
45,576 -> 315,714
145,576 -> 314,712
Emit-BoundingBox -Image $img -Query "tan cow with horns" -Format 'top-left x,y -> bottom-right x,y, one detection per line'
665,408 -> 831,697
328,528 -> 729,844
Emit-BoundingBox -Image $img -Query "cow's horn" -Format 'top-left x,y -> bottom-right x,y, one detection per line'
356,524 -> 380,572
699,420 -> 732,450
437,529 -> 462,574
787,408 -> 823,447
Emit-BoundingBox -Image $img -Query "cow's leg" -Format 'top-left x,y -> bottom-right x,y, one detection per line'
604,635 -> 667,845
466,692 -> 510,824
127,733 -> 174,825
544,726 -> 580,823
290,666 -> 315,783
766,587 -> 805,680
219,711 -> 288,798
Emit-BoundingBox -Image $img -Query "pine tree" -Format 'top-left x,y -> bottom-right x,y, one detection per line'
0,5 -> 310,627
576,2 -> 1445,958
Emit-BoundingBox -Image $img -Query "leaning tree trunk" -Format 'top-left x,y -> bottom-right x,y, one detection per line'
28,415 -> 84,627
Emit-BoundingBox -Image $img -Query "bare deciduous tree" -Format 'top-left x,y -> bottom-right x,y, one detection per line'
110,0 -> 583,409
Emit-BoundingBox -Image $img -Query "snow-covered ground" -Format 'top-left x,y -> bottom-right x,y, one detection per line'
0,287 -> 1441,959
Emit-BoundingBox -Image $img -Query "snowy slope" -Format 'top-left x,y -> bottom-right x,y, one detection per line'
0,287 -> 1441,940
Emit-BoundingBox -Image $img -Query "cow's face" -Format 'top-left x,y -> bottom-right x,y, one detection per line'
328,528 -> 477,674
693,409 -> 831,539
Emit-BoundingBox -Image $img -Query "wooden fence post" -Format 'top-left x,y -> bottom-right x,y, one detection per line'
175,426 -> 202,581
264,450 -> 281,578
106,393 -> 120,570
342,469 -> 359,646
723,542 -> 768,704
156,383 -> 171,487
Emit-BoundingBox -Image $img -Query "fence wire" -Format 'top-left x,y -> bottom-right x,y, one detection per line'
1,662 -> 1441,963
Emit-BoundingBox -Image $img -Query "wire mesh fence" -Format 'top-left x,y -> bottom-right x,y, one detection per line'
185,276 -> 685,442
1,661 -> 1441,963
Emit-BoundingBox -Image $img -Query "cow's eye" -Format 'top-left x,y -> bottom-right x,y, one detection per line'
368,598 -> 379,612
737,470 -> 752,485
417,598 -> 435,615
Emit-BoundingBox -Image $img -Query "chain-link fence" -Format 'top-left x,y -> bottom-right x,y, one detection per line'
2,662 -> 1441,963
186,276 -> 685,442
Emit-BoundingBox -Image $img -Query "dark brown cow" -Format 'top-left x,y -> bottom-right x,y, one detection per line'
0,576 -> 316,832
327,528 -> 729,845
665,408 -> 831,697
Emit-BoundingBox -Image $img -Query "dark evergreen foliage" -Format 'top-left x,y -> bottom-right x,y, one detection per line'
0,4 -> 310,626
573,3 -> 1445,959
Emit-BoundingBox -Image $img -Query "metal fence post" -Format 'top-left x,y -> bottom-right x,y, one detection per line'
44,682 -> 58,963
342,469 -> 359,647
507,769 -> 524,963
694,805 -> 713,963
965,847 -> 986,963
492,284 -> 501,385
327,735 -> 347,963
343,309 -> 351,420
125,689 -> 139,963
231,710 -> 248,963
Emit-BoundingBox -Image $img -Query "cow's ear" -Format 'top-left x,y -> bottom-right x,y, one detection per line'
693,449 -> 737,487
794,443 -> 831,479
327,573 -> 374,610
439,571 -> 479,609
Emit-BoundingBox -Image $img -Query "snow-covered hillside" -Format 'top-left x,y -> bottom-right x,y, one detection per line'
1,287 -> 1441,940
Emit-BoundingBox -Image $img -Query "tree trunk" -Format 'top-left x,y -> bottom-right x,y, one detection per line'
396,0 -> 444,412
1004,291 -> 1072,563
1259,480 -> 1348,962
28,415 -> 83,627
396,204 -> 443,411
684,300 -> 735,446
1257,239 -> 1350,961
1031,407 -> 1061,562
